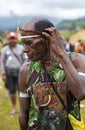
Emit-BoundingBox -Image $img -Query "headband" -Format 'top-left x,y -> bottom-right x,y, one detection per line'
19,27 -> 43,39
20,35 -> 41,39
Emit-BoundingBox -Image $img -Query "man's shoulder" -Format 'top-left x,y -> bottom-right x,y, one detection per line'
2,43 -> 8,47
19,62 -> 31,85
71,52 -> 85,60
66,52 -> 85,59
20,61 -> 31,73
2,44 -> 9,51
71,52 -> 85,71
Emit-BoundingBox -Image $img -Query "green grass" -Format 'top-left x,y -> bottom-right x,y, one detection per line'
60,30 -> 76,40
0,77 -> 85,130
0,79 -> 20,130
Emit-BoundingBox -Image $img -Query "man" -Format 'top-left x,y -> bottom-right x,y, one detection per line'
65,38 -> 74,52
19,17 -> 85,130
1,32 -> 25,114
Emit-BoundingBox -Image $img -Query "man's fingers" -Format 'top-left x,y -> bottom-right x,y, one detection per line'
42,32 -> 50,40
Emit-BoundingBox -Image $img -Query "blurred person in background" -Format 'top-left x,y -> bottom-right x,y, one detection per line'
1,32 -> 25,114
81,42 -> 85,55
0,37 -> 3,66
19,17 -> 85,130
75,39 -> 83,53
65,38 -> 74,52
0,37 -> 9,94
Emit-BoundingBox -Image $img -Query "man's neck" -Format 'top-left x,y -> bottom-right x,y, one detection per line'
9,43 -> 17,48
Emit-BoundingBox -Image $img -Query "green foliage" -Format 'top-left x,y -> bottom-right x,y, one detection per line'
0,31 -> 6,38
60,30 -> 76,40
75,17 -> 85,28
57,20 -> 76,30
57,17 -> 85,30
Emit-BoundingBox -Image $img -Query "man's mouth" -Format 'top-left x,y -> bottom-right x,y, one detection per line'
27,54 -> 35,59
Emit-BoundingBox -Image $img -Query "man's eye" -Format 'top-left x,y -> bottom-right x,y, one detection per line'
24,41 -> 32,45
22,39 -> 32,44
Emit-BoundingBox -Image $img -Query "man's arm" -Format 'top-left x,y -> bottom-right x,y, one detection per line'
1,47 -> 6,74
19,62 -> 31,130
19,97 -> 30,130
1,47 -> 7,82
58,52 -> 85,100
42,27 -> 85,100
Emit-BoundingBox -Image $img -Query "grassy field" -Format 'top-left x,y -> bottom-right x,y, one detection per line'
0,79 -> 20,130
0,77 -> 85,130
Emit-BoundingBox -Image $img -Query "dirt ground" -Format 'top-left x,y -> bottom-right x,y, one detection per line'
70,29 -> 85,44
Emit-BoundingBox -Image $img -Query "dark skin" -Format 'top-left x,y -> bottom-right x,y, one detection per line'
19,18 -> 85,130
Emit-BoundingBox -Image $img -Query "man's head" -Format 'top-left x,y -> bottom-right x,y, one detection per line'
7,32 -> 18,39
21,17 -> 54,32
20,17 -> 54,61
7,32 -> 18,47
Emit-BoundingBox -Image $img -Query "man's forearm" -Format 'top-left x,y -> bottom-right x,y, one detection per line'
19,114 -> 28,130
58,52 -> 85,99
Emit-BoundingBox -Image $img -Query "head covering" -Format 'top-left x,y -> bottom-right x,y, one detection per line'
7,32 -> 18,39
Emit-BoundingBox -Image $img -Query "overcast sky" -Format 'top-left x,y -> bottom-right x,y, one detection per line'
0,0 -> 85,20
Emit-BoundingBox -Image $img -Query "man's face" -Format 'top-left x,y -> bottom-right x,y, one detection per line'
20,19 -> 50,61
22,34 -> 47,61
8,37 -> 17,47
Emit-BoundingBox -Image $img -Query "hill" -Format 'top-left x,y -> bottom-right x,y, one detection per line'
1,15 -> 85,31
57,17 -> 85,30
69,29 -> 85,44
0,15 -> 60,31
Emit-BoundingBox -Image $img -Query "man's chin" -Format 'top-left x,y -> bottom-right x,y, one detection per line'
29,57 -> 39,62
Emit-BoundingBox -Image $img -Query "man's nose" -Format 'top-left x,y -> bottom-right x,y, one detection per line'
23,44 -> 36,53
23,45 -> 30,53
